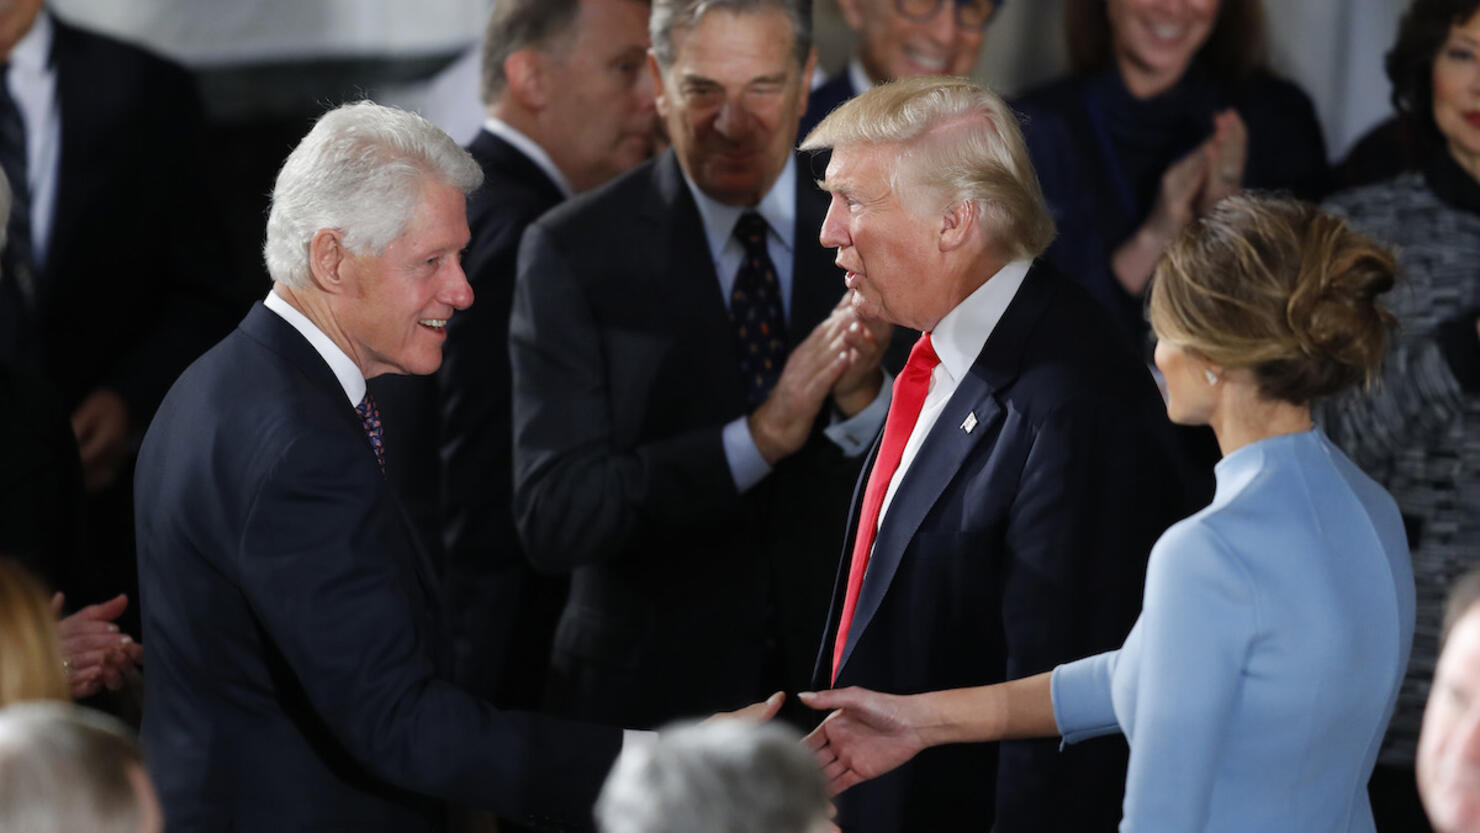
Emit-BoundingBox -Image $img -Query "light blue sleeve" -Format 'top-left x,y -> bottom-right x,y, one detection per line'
1120,521 -> 1257,832
722,416 -> 772,493
1053,650 -> 1123,744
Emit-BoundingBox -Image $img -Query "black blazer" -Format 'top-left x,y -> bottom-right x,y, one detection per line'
799,71 -> 859,144
39,16 -> 233,419
136,304 -> 620,832
816,263 -> 1197,833
435,128 -> 570,707
510,150 -> 863,729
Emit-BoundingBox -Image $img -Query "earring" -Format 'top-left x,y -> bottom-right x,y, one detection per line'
1204,369 -> 1220,386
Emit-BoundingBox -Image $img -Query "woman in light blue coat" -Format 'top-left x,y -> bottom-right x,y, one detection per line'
800,194 -> 1417,833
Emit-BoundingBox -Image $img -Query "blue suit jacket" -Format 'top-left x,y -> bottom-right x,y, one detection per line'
815,262 -> 1196,833
136,304 -> 620,832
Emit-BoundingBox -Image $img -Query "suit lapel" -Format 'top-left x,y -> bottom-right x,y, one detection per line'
834,263 -> 1057,676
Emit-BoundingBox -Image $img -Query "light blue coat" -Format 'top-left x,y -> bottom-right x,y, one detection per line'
1053,429 -> 1415,832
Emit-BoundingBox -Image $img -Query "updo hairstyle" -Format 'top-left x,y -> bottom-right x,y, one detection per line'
1149,194 -> 1397,405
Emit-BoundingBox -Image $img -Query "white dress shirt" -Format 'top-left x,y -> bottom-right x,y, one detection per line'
483,116 -> 574,199
7,11 -> 60,271
680,158 -> 890,492
263,289 -> 365,407
875,258 -> 1032,529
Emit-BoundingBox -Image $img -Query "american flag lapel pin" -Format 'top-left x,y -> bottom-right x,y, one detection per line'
960,411 -> 978,434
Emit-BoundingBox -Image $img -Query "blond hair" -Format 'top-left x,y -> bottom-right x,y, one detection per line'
0,560 -> 68,706
800,75 -> 1055,260
1149,194 -> 1396,405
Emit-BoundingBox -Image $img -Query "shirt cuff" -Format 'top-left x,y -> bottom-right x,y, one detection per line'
723,416 -> 772,493
825,371 -> 892,457
1051,651 -> 1122,746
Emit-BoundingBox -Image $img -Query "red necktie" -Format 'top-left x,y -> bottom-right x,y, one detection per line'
832,333 -> 941,682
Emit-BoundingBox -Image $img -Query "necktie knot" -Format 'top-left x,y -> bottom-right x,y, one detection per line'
355,393 -> 386,474
905,332 -> 941,374
733,211 -> 770,256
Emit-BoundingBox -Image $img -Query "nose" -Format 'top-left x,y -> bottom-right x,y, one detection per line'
818,195 -> 851,250
923,2 -> 960,43
713,95 -> 751,140
443,259 -> 474,310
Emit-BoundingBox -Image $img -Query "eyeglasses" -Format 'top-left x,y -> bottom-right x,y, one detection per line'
894,0 -> 998,31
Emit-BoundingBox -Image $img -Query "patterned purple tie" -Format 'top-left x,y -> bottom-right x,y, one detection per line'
355,393 -> 386,474
729,211 -> 788,409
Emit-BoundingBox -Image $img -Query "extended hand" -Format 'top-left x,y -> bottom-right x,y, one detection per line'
828,294 -> 891,417
706,691 -> 786,723
1198,109 -> 1247,215
71,388 -> 131,493
52,592 -> 143,699
799,688 -> 929,795
748,310 -> 855,464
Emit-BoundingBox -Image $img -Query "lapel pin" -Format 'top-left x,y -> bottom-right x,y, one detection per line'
960,412 -> 978,434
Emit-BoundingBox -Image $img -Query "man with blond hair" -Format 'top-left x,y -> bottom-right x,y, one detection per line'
799,76 -> 1193,833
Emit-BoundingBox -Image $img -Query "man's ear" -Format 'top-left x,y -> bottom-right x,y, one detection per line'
504,49 -> 547,111
309,228 -> 349,294
796,47 -> 819,121
938,199 -> 980,253
648,51 -> 670,120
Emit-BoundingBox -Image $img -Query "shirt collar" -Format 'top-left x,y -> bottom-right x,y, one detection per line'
484,116 -> 575,199
682,154 -> 797,264
847,57 -> 876,97
263,289 -> 367,407
10,10 -> 51,74
929,258 -> 1033,384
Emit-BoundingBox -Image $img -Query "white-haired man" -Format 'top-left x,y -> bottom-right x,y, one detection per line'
0,702 -> 162,833
1419,571 -> 1480,833
798,76 -> 1195,833
134,102 -> 641,832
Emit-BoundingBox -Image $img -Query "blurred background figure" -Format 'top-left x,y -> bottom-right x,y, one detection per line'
0,558 -> 139,707
1013,0 -> 1326,350
0,701 -> 162,833
596,720 -> 832,833
1319,3 -> 1480,831
1421,572 -> 1480,833
800,0 -> 1002,137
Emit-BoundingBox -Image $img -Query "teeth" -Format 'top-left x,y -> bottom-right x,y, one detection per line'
1150,23 -> 1184,39
904,47 -> 947,71
419,319 -> 447,329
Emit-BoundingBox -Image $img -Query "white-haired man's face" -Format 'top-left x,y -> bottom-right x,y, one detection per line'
1422,605 -> 1480,833
818,142 -> 953,332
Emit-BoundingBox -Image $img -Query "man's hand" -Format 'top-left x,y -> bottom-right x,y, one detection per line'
799,688 -> 929,795
71,388 -> 130,493
829,294 -> 892,418
748,310 -> 857,464
706,690 -> 786,723
51,592 -> 143,699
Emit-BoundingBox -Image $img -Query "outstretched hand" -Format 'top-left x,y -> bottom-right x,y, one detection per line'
52,593 -> 143,699
706,690 -> 786,724
799,688 -> 929,795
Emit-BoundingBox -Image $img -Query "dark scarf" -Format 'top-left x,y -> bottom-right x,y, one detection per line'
1425,147 -> 1480,217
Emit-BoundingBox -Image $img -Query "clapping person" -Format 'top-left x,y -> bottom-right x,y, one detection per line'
0,559 -> 138,705
802,195 -> 1415,833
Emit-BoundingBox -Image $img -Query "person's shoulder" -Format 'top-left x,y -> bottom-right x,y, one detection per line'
1321,171 -> 1431,229
1233,70 -> 1319,122
52,14 -> 192,85
534,154 -> 662,237
1011,74 -> 1088,115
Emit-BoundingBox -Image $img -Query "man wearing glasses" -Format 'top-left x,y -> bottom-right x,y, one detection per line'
799,0 -> 999,138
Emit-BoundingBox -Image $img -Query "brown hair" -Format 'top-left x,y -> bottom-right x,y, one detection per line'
1065,0 -> 1268,89
0,559 -> 69,706
1385,0 -> 1480,152
1149,194 -> 1396,405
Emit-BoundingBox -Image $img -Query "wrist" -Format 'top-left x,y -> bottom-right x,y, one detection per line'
834,369 -> 883,417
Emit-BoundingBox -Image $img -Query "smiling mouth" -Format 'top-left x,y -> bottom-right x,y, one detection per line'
903,46 -> 948,73
418,319 -> 447,332
1146,22 -> 1189,43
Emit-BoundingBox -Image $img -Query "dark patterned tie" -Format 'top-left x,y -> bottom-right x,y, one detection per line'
0,64 -> 36,365
729,212 -> 788,409
355,393 -> 386,474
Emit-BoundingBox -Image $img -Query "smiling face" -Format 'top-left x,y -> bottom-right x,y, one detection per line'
818,142 -> 952,331
336,180 -> 473,378
1421,606 -> 1480,833
839,0 -> 992,84
1433,9 -> 1480,182
1106,0 -> 1220,98
654,6 -> 814,206
538,0 -> 656,192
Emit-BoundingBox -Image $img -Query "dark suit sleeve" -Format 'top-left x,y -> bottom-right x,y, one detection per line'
993,402 -> 1169,831
510,222 -> 740,572
236,428 -> 619,827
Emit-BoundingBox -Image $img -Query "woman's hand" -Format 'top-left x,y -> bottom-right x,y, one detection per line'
1198,109 -> 1248,215
52,592 -> 143,699
1113,146 -> 1209,295
799,688 -> 930,795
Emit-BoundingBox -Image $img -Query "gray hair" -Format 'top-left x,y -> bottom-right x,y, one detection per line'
480,0 -> 582,104
651,0 -> 812,69
263,100 -> 484,289
0,702 -> 147,833
801,75 -> 1055,261
596,720 -> 830,833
